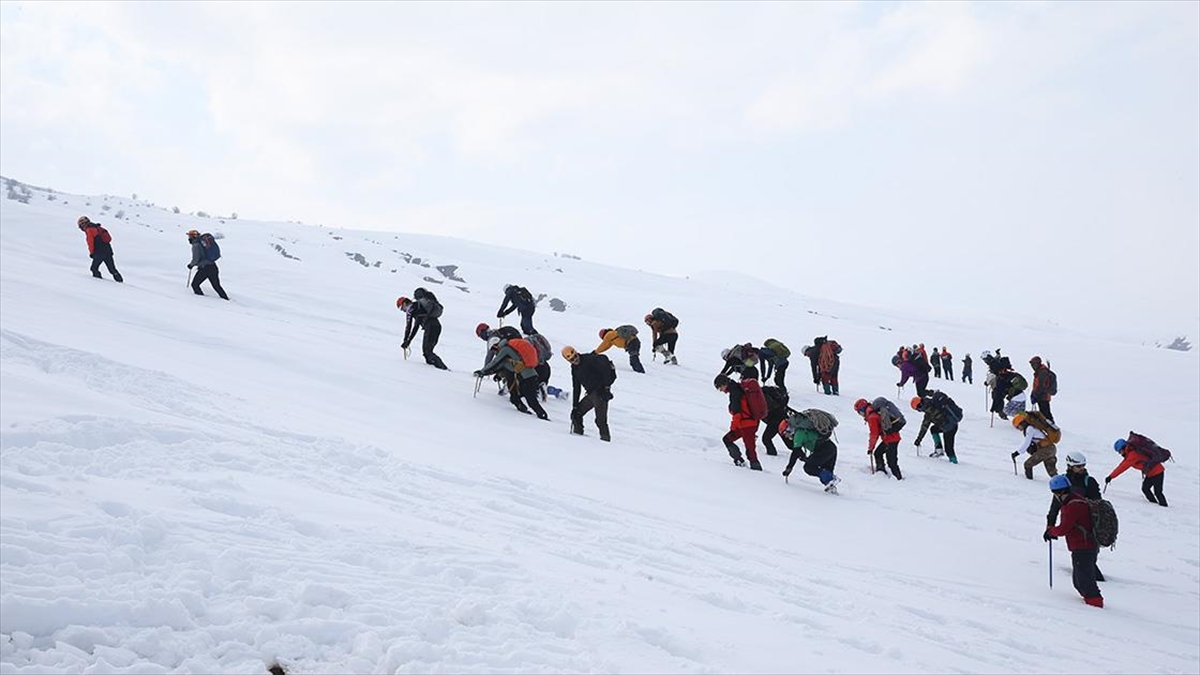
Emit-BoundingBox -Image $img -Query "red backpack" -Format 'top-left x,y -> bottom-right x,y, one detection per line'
741,378 -> 768,421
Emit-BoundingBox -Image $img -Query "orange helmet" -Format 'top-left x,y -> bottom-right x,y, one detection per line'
561,345 -> 579,361
1011,413 -> 1027,429
910,396 -> 922,411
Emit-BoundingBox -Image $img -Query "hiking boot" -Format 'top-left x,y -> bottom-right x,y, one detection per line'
748,460 -> 763,471
997,411 -> 1008,420
1083,596 -> 1104,608
535,411 -> 549,421
948,456 -> 958,464
928,449 -> 945,458
765,448 -> 778,456
733,457 -> 746,467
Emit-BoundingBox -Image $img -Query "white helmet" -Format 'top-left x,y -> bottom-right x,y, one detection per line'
487,336 -> 501,349
1065,451 -> 1087,467
720,348 -> 731,360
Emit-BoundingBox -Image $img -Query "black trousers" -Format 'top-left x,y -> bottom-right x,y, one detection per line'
421,319 -> 447,369
626,337 -> 645,373
1142,473 -> 1168,506
1071,549 -> 1102,600
192,264 -> 229,299
761,409 -> 787,455
653,333 -> 678,354
1033,396 -> 1054,422
90,252 -> 122,281
572,390 -> 610,440
772,360 -> 788,390
873,441 -> 902,479
516,375 -> 547,418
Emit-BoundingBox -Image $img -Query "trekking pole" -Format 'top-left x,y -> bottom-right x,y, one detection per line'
186,268 -> 193,289
403,346 -> 410,360
1048,540 -> 1053,588
1012,455 -> 1018,476
473,375 -> 482,398
990,412 -> 994,428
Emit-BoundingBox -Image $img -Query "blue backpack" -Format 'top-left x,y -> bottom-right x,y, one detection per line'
199,233 -> 221,262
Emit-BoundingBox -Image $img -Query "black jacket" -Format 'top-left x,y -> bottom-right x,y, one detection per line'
571,352 -> 615,403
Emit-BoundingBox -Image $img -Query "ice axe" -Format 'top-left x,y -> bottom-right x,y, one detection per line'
473,374 -> 483,398
1048,540 -> 1054,589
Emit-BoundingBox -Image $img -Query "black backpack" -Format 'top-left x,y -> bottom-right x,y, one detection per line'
653,308 -> 679,330
762,385 -> 789,414
928,390 -> 963,423
600,354 -> 617,387
513,286 -> 534,307
423,292 -> 444,319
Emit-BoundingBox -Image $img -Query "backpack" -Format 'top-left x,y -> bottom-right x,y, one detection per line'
763,338 -> 790,359
1126,431 -> 1172,472
928,390 -> 964,424
741,378 -> 768,421
199,233 -> 221,262
1006,372 -> 1027,398
509,338 -> 540,369
615,325 -> 638,341
1024,410 -> 1062,445
653,308 -> 679,330
598,353 -> 617,387
526,333 -> 553,362
1044,368 -> 1058,396
871,397 -> 906,433
762,385 -> 789,413
494,326 -> 521,341
97,226 -> 112,244
513,286 -> 535,307
789,408 -> 838,437
421,292 -> 444,319
1082,498 -> 1119,549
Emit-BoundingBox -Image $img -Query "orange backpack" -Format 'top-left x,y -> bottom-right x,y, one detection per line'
509,338 -> 540,369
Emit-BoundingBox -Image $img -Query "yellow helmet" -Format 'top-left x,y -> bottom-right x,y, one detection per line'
1011,413 -> 1027,429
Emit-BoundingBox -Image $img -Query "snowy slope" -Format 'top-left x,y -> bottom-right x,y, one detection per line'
1,184 -> 1197,674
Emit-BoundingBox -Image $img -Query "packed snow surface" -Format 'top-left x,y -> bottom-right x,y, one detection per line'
1,186 -> 1197,674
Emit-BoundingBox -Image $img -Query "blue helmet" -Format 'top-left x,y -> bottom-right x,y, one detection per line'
1113,438 -> 1128,453
1049,475 -> 1071,492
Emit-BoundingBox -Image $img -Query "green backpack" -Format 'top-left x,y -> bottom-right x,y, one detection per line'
764,338 -> 791,359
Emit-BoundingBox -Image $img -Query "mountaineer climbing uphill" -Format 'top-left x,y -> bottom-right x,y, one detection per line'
778,409 -> 841,494
397,288 -> 448,370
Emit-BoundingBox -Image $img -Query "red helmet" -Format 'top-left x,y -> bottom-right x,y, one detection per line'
910,396 -> 922,411
599,328 -> 610,339
396,296 -> 410,309
476,322 -> 490,339
853,398 -> 869,415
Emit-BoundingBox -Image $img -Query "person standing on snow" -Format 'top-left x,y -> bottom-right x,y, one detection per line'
476,337 -> 548,419
1047,451 -> 1105,582
931,347 -> 943,379
1106,436 -> 1169,507
1029,356 -> 1057,422
398,288 -> 448,370
758,338 -> 791,390
596,326 -> 645,373
714,369 -> 767,470
1044,475 -> 1104,608
854,398 -> 903,479
897,347 -> 930,397
186,229 -> 229,300
817,337 -> 843,395
912,392 -> 962,464
77,216 -> 123,282
778,411 -> 841,494
940,347 -> 954,381
563,345 -> 616,441
497,284 -> 538,335
961,353 -> 973,384
644,308 -> 680,364
1011,412 -> 1058,479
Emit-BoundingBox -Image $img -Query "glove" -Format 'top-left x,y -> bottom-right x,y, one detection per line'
496,312 -> 504,319
913,441 -> 921,448
781,468 -> 791,477
1011,451 -> 1020,459
187,263 -> 194,269
1042,531 -> 1056,542
1104,476 -> 1112,484
472,370 -> 483,378
401,341 -> 411,350
895,382 -> 903,388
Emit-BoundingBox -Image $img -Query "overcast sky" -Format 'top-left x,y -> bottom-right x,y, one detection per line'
2,1 -> 1197,337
